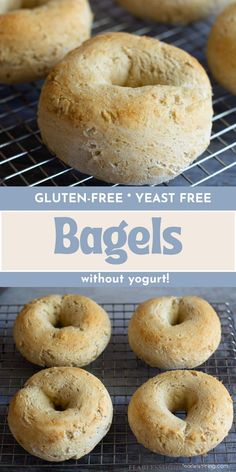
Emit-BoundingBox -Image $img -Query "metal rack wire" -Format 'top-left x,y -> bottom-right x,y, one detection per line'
0,302 -> 236,470
0,0 -> 236,186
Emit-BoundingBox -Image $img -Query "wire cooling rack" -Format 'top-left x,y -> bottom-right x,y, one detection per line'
0,0 -> 236,186
0,302 -> 236,471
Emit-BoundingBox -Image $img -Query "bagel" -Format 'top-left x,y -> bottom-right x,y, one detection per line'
8,367 -> 113,462
0,0 -> 93,84
38,32 -> 213,186
128,370 -> 233,457
14,295 -> 111,367
128,296 -> 221,369
207,3 -> 236,95
118,0 -> 236,24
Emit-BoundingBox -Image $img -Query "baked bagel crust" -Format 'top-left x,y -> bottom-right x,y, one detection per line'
207,3 -> 236,95
8,367 -> 113,462
128,296 -> 221,369
0,0 -> 93,84
14,295 -> 111,367
38,32 -> 213,186
118,0 -> 236,24
128,371 -> 233,457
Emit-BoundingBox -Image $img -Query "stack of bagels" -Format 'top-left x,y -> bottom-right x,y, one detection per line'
8,294 -> 234,462
0,0 -> 235,185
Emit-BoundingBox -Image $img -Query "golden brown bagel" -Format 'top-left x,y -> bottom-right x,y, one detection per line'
8,367 -> 113,462
14,295 -> 111,367
128,370 -> 233,457
118,0 -> 236,24
128,296 -> 221,368
0,0 -> 93,83
207,3 -> 236,95
38,32 -> 213,185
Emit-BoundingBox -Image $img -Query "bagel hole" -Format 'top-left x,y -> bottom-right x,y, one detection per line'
53,319 -> 63,329
54,404 -> 66,412
169,315 -> 184,326
52,313 -> 83,329
50,311 -> 75,329
53,401 -> 69,412
108,55 -> 174,89
169,398 -> 189,422
172,410 -> 188,421
112,76 -> 164,88
166,389 -> 198,422
51,314 -> 74,329
110,63 -> 172,88
168,300 -> 186,326
49,298 -> 88,330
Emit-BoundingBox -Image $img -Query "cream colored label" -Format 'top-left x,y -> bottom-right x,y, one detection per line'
1,211 -> 235,272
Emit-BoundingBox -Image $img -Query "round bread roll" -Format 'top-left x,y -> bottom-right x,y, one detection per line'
207,3 -> 236,95
128,370 -> 233,457
0,0 -> 93,84
14,295 -> 111,367
8,367 -> 113,462
38,32 -> 213,186
118,0 -> 236,24
128,296 -> 221,369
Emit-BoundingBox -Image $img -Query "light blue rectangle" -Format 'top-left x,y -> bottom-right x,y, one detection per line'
0,187 -> 236,211
0,272 -> 235,287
